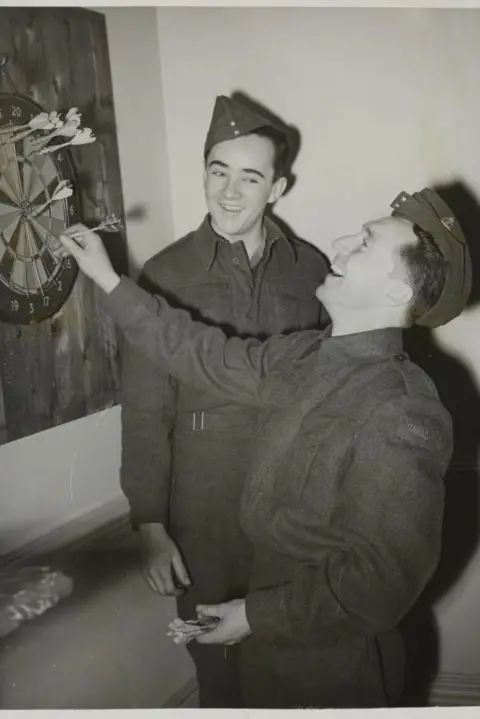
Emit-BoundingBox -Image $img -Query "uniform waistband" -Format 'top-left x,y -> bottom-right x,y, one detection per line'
175,408 -> 258,432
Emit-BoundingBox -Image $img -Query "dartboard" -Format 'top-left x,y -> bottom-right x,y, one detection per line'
0,94 -> 79,325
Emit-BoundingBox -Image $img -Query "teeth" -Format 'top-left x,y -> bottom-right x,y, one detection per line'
330,264 -> 345,277
221,205 -> 242,213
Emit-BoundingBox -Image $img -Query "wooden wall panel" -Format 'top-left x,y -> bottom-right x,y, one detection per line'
0,7 -> 127,443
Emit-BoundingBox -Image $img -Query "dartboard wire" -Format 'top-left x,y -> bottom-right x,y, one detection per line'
26,154 -> 47,203
31,208 -> 62,294
0,210 -> 20,249
0,203 -> 20,228
0,221 -> 21,290
0,137 -> 10,175
0,128 -> 15,160
22,142 -> 36,200
12,138 -> 25,202
0,219 -> 20,284
0,229 -> 8,257
28,220 -> 49,297
0,203 -> 21,236
21,223 -> 30,297
0,167 -> 21,206
22,154 -> 35,202
24,220 -> 45,298
34,210 -> 66,245
0,213 -> 21,258
0,128 -> 25,203
24,139 -> 47,201
30,207 -> 63,272
28,155 -> 56,206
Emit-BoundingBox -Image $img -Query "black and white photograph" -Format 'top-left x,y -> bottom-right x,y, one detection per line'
0,4 -> 479,711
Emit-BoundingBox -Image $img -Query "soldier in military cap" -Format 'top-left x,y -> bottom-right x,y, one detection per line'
58,186 -> 471,708
119,94 -> 328,706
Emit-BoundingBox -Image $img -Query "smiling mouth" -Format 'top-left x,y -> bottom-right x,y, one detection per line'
329,262 -> 346,277
220,204 -> 243,214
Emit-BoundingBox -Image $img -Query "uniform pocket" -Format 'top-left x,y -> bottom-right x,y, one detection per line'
268,281 -> 320,333
174,280 -> 232,324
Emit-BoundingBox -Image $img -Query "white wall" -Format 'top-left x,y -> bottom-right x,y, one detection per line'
0,406 -> 124,553
102,6 -> 174,273
155,6 -> 480,683
156,9 -> 479,244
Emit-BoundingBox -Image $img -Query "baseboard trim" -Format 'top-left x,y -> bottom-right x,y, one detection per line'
162,678 -> 198,708
0,494 -> 133,569
429,673 -> 480,706
163,672 -> 480,708
158,673 -> 480,709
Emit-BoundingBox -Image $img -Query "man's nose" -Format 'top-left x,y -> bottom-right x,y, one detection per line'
223,177 -> 242,199
333,235 -> 355,255
333,233 -> 362,255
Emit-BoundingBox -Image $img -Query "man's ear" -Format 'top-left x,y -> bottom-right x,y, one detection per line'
386,279 -> 414,307
268,176 -> 287,205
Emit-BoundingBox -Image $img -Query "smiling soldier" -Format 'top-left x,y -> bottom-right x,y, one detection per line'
58,185 -> 471,708
118,95 -> 328,707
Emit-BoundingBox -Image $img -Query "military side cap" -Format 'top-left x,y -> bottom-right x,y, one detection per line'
204,95 -> 289,157
391,188 -> 472,327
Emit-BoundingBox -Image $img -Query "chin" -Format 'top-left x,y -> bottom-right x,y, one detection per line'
211,213 -> 245,238
315,282 -> 331,302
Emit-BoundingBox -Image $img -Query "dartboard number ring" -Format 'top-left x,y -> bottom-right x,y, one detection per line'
0,94 -> 80,324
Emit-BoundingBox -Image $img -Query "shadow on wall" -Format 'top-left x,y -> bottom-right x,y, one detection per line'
400,180 -> 480,706
226,103 -> 479,707
231,90 -> 331,278
230,89 -> 301,198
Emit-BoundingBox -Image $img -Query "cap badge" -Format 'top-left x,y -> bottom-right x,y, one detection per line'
441,216 -> 455,231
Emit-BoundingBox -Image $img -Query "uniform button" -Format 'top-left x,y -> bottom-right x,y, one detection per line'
395,353 -> 406,362
245,287 -> 252,295
230,120 -> 236,126
232,257 -> 240,266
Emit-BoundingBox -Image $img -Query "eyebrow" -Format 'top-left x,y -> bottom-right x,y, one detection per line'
208,160 -> 265,179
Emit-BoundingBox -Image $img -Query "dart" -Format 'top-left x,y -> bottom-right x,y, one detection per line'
69,214 -> 124,238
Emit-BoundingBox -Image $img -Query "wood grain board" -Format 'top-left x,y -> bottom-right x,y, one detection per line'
0,7 -> 127,443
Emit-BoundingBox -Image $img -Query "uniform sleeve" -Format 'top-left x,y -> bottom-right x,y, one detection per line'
292,238 -> 330,330
244,397 -> 453,645
119,261 -> 179,529
307,247 -> 330,330
103,275 -> 296,407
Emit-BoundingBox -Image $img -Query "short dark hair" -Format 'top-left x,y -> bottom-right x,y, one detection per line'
400,224 -> 448,325
247,126 -> 291,181
204,125 -> 291,182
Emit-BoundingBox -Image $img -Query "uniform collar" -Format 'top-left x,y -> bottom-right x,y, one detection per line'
317,326 -> 405,364
194,214 -> 296,271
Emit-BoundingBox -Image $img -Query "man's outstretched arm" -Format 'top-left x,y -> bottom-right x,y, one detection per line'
104,275 -> 296,406
58,226 -> 308,406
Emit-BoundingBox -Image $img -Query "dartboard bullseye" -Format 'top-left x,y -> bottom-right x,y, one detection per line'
0,94 -> 79,324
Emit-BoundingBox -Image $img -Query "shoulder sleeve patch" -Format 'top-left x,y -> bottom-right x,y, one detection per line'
396,420 -> 431,446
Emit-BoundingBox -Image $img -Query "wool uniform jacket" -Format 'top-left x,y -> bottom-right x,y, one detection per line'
107,277 -> 452,708
120,215 -> 327,534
